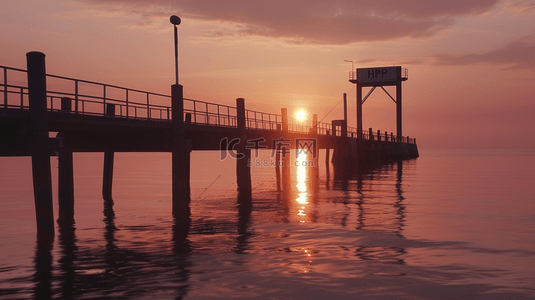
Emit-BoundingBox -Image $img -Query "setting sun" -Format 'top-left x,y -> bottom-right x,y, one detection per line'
295,110 -> 306,121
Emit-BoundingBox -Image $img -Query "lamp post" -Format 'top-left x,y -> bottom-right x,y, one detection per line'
344,60 -> 354,80
169,15 -> 189,216
170,15 -> 181,85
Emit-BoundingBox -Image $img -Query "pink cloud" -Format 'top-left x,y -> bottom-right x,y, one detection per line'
84,0 -> 500,44
433,35 -> 535,69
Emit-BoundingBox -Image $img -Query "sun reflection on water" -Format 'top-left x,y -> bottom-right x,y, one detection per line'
295,152 -> 310,222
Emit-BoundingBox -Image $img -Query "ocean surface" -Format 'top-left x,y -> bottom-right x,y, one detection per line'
0,147 -> 534,299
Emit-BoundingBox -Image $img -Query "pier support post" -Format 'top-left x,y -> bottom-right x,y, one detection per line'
356,84 -> 363,139
102,104 -> 115,202
281,108 -> 288,133
311,113 -> 319,191
27,51 -> 54,244
275,124 -> 282,191
58,97 -> 74,224
236,98 -> 251,199
343,93 -> 347,124
325,130 -> 330,167
396,80 -> 402,139
312,114 -> 319,172
280,108 -> 291,194
275,123 -> 283,167
172,84 -> 190,217
312,114 -> 318,136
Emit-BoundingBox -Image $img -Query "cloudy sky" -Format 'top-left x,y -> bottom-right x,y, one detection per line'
1,0 -> 534,148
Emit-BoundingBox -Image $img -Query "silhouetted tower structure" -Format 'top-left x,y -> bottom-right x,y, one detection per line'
350,66 -> 408,141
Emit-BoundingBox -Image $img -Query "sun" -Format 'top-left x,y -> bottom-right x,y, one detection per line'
295,110 -> 306,121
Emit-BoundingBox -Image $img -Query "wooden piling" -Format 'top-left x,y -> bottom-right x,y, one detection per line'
275,124 -> 282,191
172,84 -> 190,217
58,97 -> 74,224
312,113 -> 319,192
396,80 -> 402,139
343,93 -> 347,123
27,51 -> 54,243
281,108 -> 288,133
236,98 -> 251,198
356,84 -> 363,139
325,130 -> 330,167
279,108 -> 291,194
185,139 -> 191,194
275,124 -> 282,166
102,103 -> 115,201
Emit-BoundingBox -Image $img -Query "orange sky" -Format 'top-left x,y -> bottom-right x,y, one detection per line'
1,0 -> 534,149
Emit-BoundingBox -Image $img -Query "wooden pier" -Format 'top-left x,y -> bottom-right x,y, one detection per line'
1,52 -> 418,243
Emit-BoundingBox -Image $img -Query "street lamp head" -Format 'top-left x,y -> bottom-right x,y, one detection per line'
170,15 -> 181,25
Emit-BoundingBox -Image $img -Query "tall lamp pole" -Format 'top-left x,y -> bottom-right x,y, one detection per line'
344,59 -> 354,80
170,15 -> 181,85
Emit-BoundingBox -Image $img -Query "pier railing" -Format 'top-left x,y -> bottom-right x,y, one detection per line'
1,65 -> 416,144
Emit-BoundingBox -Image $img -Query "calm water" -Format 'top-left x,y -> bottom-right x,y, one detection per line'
1,148 -> 534,299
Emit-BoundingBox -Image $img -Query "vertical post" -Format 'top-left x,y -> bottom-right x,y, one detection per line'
276,124 -> 282,163
356,84 -> 363,139
146,92 -> 150,119
396,80 -> 402,140
311,113 -> 319,189
343,93 -> 347,124
280,109 -> 291,196
60,97 -> 72,112
236,98 -> 251,197
275,124 -> 282,191
281,108 -> 288,133
103,85 -> 107,115
74,80 -> 79,114
174,24 -> 179,85
58,97 -> 74,224
172,84 -> 190,217
125,90 -> 129,118
27,51 -> 54,244
369,128 -> 373,141
103,104 -> 115,202
312,114 -> 318,135
325,130 -> 330,167
185,139 -> 191,193
377,130 -> 381,142
3,67 -> 7,108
